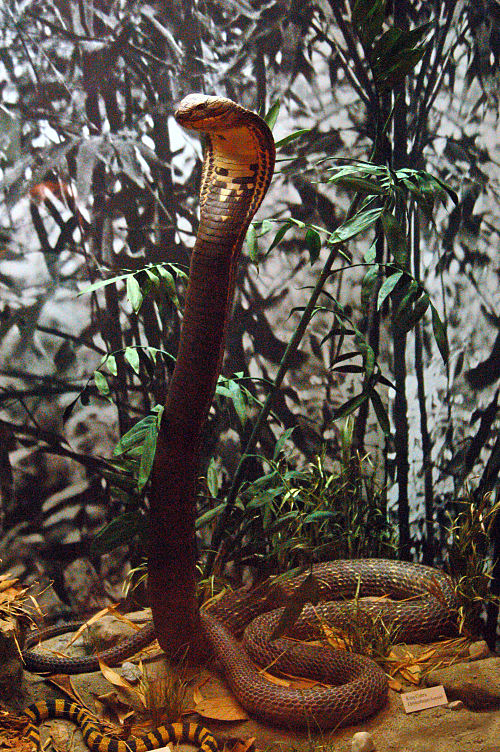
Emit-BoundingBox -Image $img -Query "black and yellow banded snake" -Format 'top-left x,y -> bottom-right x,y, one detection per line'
23,96 -> 459,745
25,700 -> 217,752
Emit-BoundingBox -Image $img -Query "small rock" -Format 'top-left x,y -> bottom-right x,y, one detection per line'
469,640 -> 490,661
448,699 -> 464,710
121,662 -> 142,683
351,731 -> 375,752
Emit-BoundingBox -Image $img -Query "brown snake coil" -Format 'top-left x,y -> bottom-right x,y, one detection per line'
24,559 -> 458,729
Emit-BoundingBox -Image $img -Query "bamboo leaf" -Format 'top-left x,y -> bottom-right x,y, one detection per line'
332,391 -> 370,420
265,99 -> 280,130
196,503 -> 225,529
361,264 -> 379,309
381,212 -> 408,266
275,129 -> 309,148
329,176 -> 387,195
305,228 -> 321,264
431,303 -> 449,363
207,458 -> 220,498
377,270 -> 403,309
267,222 -> 293,254
329,207 -> 383,244
137,422 -> 157,492
273,427 -> 295,460
352,0 -> 386,48
124,346 -> 140,375
370,389 -> 390,435
127,275 -> 143,313
79,272 -> 130,296
91,512 -> 144,555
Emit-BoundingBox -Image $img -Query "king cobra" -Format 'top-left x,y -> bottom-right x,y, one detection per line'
23,97 -> 459,737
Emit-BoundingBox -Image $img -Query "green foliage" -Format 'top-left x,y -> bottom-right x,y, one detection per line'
217,421 -> 395,574
81,263 -> 187,314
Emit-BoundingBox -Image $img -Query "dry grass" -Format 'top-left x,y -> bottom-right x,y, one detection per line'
447,491 -> 500,636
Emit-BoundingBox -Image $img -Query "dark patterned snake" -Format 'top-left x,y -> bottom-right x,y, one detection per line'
23,558 -> 458,730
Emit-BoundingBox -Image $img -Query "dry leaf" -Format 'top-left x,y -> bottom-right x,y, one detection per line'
400,667 -> 421,685
224,737 -> 256,752
47,676 -> 88,707
0,578 -> 20,593
388,677 -> 403,692
256,669 -> 290,687
417,649 -> 437,662
94,693 -> 136,726
0,709 -> 33,752
97,658 -> 146,709
195,696 -> 249,722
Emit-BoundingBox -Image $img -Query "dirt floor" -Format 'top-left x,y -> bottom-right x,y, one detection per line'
13,617 -> 500,752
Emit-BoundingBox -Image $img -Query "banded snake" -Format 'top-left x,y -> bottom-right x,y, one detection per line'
23,96 -> 459,746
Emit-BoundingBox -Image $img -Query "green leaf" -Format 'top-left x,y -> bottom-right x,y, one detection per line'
361,264 -> 379,309
228,379 -> 247,425
305,228 -> 321,264
274,129 -> 309,149
273,426 -> 295,461
260,219 -> 275,235
206,457 -> 220,498
105,354 -> 117,376
371,22 -> 433,89
265,99 -> 280,130
124,346 -> 140,375
332,391 -> 370,420
352,0 -> 386,48
398,289 -> 430,332
137,422 -> 157,492
377,270 -> 403,309
246,223 -> 258,262
330,176 -> 387,195
114,414 -> 157,456
91,512 -> 144,555
364,241 -> 377,263
430,175 -> 458,206
196,502 -> 225,530
431,303 -> 449,363
303,510 -> 337,524
127,275 -> 143,313
79,271 -> 131,296
331,364 -> 366,374
329,207 -> 384,244
94,370 -> 110,396
156,266 -> 180,308
370,389 -> 390,435
381,212 -> 408,266
267,222 -> 293,254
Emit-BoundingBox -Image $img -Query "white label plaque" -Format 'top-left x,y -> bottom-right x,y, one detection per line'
401,685 -> 448,713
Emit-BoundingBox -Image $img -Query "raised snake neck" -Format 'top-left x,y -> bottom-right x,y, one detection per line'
147,93 -> 275,654
23,559 -> 458,730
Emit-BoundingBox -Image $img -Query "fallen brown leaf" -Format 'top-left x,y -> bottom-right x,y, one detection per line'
195,695 -> 249,722
224,736 -> 256,752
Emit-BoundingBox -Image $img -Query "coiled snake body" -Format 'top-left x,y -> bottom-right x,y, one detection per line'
23,97 -> 458,742
24,559 -> 458,733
